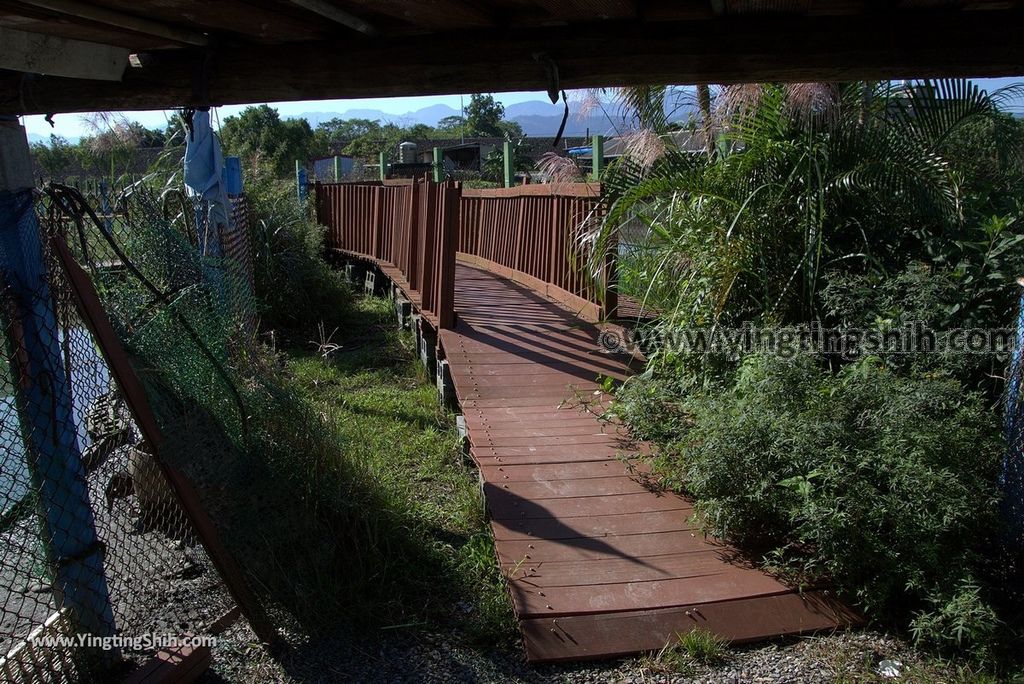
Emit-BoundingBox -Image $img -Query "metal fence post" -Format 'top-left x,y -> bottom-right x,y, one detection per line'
433,147 -> 443,183
591,134 -> 605,182
379,151 -> 388,181
333,155 -> 342,182
0,119 -> 117,666
295,159 -> 308,202
503,140 -> 513,188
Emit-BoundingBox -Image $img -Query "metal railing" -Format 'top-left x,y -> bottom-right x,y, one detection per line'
313,180 -> 616,325
457,183 -> 615,321
314,179 -> 459,328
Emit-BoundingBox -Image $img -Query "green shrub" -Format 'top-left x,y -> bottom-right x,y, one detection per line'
632,354 -> 1004,657
244,163 -> 351,336
910,579 -> 1002,664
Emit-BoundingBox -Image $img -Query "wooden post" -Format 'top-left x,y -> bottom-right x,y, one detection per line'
591,134 -> 605,182
0,118 -> 118,669
502,140 -> 513,188
432,146 -> 442,183
407,181 -> 420,287
378,151 -> 387,181
436,183 -> 459,329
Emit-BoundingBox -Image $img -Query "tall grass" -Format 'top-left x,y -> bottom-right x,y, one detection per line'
244,161 -> 352,338
277,296 -> 515,641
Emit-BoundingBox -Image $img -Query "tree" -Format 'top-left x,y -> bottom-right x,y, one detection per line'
406,123 -> 435,139
437,115 -> 466,133
696,84 -> 714,155
343,122 -> 406,160
313,117 -> 381,151
482,138 -> 534,182
593,79 -> 1018,326
31,135 -> 77,178
220,105 -> 319,177
465,94 -> 506,137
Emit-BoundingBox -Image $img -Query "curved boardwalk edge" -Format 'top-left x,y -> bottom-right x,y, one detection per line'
438,263 -> 860,662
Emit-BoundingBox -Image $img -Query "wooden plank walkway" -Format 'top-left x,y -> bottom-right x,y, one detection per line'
438,263 -> 858,662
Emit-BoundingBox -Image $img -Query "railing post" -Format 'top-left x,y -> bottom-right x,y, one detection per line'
503,140 -> 513,188
0,118 -> 117,670
436,183 -> 460,329
420,182 -> 438,306
591,135 -> 605,182
407,181 -> 420,287
333,155 -> 343,182
433,147 -> 443,183
379,151 -> 388,181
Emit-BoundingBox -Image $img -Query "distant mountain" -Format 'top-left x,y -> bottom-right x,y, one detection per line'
406,103 -> 460,126
505,100 -> 564,117
290,94 -> 696,138
294,104 -> 460,128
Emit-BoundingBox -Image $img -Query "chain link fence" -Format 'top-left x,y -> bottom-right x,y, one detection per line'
0,178 -> 263,683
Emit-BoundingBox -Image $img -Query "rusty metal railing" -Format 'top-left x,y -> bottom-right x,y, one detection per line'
314,179 -> 459,329
457,183 -> 615,321
314,180 -> 615,325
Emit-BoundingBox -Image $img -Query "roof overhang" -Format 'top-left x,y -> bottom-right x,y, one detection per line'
2,2 -> 1023,116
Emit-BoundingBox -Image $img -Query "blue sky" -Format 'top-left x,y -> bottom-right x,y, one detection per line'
19,78 -> 1024,141
19,90 -> 551,140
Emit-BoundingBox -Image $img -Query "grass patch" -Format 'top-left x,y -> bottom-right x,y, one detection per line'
640,629 -> 729,676
281,294 -> 515,643
676,628 -> 729,664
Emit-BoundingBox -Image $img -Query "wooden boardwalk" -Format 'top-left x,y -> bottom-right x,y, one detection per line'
439,262 -> 857,662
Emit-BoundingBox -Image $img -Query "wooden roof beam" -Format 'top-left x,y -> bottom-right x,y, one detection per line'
0,26 -> 128,80
14,0 -> 210,46
2,10 -> 1024,115
286,0 -> 377,36
342,0 -> 498,28
530,0 -> 637,21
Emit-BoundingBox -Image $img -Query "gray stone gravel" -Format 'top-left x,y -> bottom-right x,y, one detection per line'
200,623 -> 952,684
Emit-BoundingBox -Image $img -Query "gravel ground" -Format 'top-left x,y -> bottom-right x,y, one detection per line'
199,622 -> 968,684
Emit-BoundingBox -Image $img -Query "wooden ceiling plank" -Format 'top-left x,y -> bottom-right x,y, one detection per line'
341,0 -> 497,29
15,0 -> 209,45
530,0 -> 636,21
287,0 -> 377,35
0,25 -> 128,79
82,0 -> 340,43
2,10 -> 1023,115
0,8 -> 163,49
